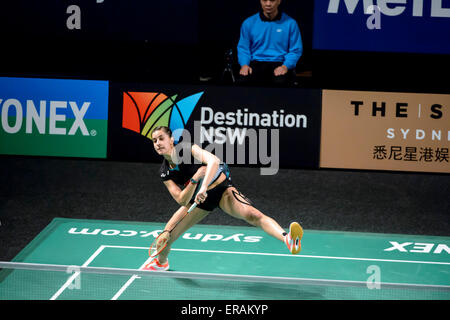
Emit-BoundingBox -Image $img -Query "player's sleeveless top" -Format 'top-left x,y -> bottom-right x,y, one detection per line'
159,143 -> 230,194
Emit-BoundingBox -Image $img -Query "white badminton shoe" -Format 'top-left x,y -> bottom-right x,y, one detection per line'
284,222 -> 303,254
143,257 -> 169,271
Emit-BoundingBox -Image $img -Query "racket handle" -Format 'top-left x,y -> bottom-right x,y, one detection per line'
187,202 -> 197,213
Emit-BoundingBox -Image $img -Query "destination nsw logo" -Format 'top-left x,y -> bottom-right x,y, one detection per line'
122,91 -> 204,143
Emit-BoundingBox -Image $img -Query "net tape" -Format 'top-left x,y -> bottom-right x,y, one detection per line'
1,261 -> 449,291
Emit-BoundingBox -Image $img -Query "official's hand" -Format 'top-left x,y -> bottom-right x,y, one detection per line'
239,65 -> 253,76
274,65 -> 288,76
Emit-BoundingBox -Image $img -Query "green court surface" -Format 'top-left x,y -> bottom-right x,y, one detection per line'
0,218 -> 449,300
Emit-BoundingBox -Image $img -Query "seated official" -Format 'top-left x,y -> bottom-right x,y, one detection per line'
237,0 -> 303,86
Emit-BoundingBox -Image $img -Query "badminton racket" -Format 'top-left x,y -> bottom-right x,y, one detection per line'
148,202 -> 198,258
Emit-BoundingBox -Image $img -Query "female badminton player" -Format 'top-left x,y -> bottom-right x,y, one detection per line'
144,126 -> 303,271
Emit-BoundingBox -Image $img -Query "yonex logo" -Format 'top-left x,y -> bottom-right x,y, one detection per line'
0,98 -> 92,136
0,77 -> 109,158
122,91 -> 204,143
384,241 -> 450,254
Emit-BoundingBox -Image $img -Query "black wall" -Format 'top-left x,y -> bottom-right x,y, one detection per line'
0,1 -> 447,93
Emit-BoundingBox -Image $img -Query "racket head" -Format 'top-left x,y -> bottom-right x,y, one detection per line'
148,230 -> 170,258
148,203 -> 196,258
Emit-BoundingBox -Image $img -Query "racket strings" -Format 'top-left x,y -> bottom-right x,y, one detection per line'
149,231 -> 171,258
148,203 -> 197,258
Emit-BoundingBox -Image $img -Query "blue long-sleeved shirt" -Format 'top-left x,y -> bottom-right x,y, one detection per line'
237,12 -> 303,70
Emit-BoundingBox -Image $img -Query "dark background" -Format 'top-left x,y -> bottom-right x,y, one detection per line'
1,1 -> 449,262
0,0 -> 448,92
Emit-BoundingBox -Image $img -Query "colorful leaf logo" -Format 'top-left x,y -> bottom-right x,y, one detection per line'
122,91 -> 204,143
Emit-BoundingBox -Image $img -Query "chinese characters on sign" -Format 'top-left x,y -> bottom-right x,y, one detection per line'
373,146 -> 449,162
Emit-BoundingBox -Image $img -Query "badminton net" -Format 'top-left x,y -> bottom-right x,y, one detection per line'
0,261 -> 449,300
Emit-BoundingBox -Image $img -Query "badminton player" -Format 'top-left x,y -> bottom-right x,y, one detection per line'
144,126 -> 303,271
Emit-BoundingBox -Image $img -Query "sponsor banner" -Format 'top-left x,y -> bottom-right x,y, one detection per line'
313,0 -> 450,54
0,77 -> 109,158
321,90 -> 450,173
108,83 -> 322,173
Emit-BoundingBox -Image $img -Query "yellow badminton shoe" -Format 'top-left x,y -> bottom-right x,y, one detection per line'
284,222 -> 303,254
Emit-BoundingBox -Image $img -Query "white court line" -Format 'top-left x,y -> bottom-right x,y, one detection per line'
111,257 -> 153,300
50,245 -> 106,300
102,245 -> 450,266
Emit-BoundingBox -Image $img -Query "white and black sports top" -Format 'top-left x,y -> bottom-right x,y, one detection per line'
159,143 -> 230,189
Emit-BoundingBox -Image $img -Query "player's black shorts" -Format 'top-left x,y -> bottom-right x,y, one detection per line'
189,175 -> 234,212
